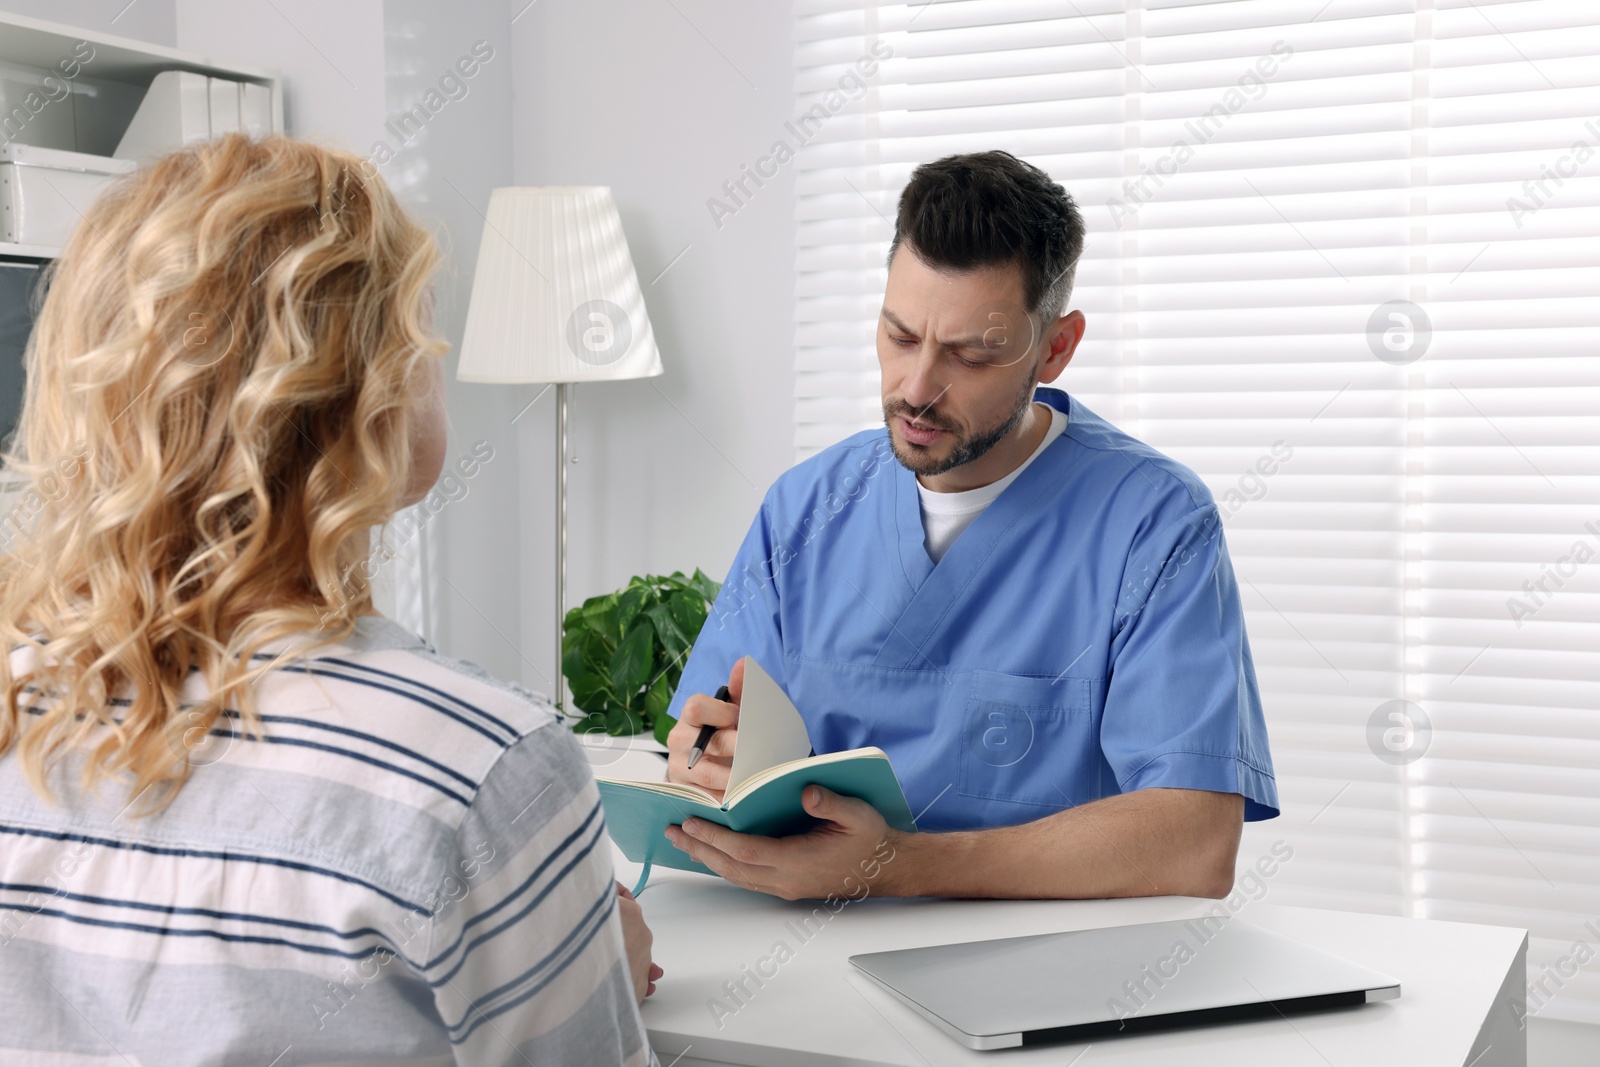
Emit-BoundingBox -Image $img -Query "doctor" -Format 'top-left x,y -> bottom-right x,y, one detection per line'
661,150 -> 1278,901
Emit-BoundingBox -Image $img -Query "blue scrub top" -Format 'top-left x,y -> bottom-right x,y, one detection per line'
667,388 -> 1279,831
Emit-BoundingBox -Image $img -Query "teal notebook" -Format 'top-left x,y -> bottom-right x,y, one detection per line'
596,657 -> 917,894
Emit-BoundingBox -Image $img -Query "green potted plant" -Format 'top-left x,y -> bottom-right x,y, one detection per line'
561,570 -> 721,745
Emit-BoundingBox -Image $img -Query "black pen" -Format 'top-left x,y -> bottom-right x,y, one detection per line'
686,685 -> 731,769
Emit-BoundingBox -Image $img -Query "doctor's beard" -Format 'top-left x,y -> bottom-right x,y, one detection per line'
883,369 -> 1037,477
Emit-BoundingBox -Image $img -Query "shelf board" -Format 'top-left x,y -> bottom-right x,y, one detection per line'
0,10 -> 281,87
0,241 -> 60,261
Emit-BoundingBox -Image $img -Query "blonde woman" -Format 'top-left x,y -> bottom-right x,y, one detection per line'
0,135 -> 660,1066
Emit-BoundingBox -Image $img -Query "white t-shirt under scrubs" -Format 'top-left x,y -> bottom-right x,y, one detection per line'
917,402 -> 1068,563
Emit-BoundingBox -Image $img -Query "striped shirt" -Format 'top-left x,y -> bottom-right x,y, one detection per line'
0,615 -> 658,1067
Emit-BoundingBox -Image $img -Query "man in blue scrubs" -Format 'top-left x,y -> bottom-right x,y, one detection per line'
661,150 -> 1277,901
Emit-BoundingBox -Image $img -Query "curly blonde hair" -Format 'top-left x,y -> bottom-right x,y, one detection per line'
0,134 -> 446,809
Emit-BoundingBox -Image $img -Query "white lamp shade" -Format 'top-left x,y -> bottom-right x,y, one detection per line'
456,186 -> 663,384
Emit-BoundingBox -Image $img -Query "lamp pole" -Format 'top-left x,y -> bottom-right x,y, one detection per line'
555,381 -> 568,717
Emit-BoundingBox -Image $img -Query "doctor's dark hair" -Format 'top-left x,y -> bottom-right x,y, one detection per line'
888,150 -> 1085,322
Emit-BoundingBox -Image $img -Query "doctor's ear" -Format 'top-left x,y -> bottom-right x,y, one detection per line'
1037,309 -> 1086,385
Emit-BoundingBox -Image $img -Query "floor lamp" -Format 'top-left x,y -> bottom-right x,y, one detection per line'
456,186 -> 663,713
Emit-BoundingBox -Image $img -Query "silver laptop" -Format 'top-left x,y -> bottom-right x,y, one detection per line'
848,917 -> 1400,1050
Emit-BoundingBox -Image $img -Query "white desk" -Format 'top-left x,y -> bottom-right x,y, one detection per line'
588,744 -> 1527,1067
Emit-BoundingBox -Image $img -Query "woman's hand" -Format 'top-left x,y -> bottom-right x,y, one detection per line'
664,659 -> 744,801
615,882 -> 662,1003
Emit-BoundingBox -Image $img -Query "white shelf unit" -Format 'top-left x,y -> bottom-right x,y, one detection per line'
0,10 -> 284,261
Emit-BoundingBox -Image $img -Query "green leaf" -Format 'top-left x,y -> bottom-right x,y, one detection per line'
653,709 -> 676,746
572,593 -> 608,623
560,632 -> 592,678
581,594 -> 620,643
643,671 -> 672,720
609,621 -> 655,696
572,627 -> 612,673
668,590 -> 709,644
647,603 -> 688,658
689,568 -> 722,605
662,655 -> 690,696
566,669 -> 609,715
615,584 -> 651,641
563,627 -> 616,715
605,703 -> 644,736
570,711 -> 608,736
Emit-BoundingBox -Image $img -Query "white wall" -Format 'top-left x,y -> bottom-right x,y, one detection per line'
0,0 -> 175,45
175,0 -> 386,152
376,0 -> 524,687
509,0 -> 797,697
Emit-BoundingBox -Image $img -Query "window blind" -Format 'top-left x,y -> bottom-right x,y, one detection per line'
794,0 -> 1600,1024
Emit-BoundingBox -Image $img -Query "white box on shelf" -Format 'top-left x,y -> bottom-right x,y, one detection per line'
207,77 -> 241,135
114,70 -> 210,162
241,82 -> 271,138
0,144 -> 136,249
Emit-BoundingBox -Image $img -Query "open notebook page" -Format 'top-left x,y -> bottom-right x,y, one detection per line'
724,656 -> 814,795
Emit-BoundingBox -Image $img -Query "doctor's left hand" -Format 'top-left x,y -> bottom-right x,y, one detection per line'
663,785 -> 906,901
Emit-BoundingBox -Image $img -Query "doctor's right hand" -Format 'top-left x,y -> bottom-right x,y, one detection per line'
665,658 -> 744,799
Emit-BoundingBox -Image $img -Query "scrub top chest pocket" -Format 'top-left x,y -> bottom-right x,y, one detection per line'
957,669 -> 1106,811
